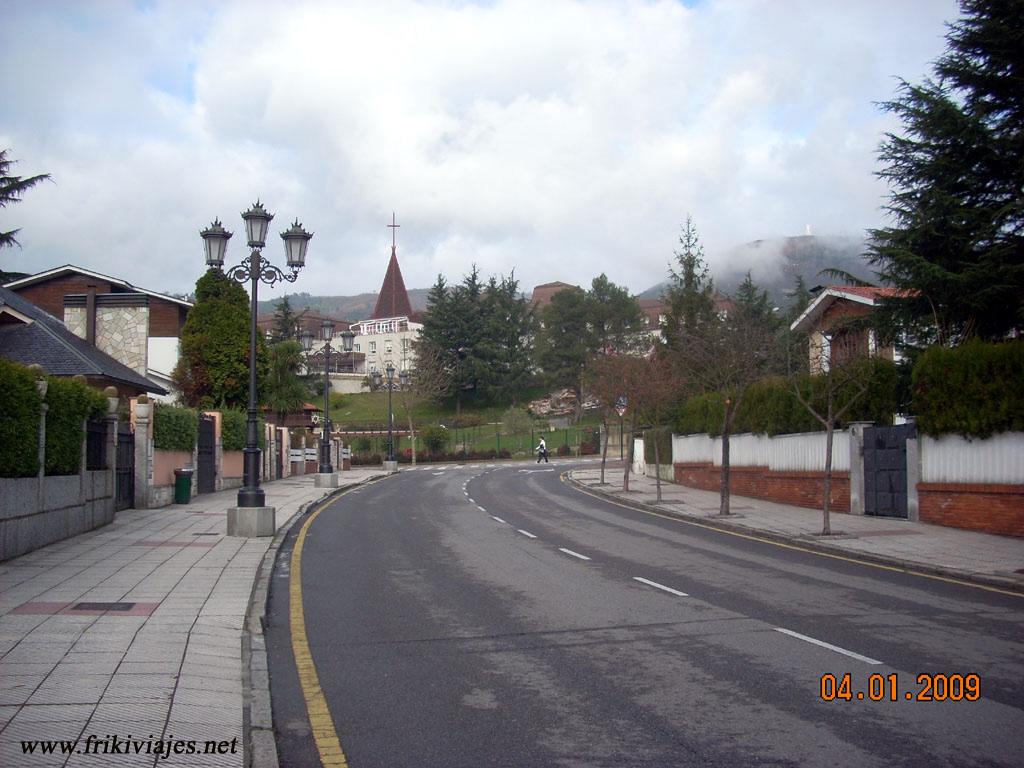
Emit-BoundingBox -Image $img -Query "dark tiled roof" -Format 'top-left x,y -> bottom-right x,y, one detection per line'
371,246 -> 413,320
0,286 -> 167,394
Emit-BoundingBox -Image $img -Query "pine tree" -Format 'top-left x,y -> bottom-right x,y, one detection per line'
271,297 -> 298,342
662,215 -> 716,352
478,274 -> 534,403
172,270 -> 267,408
0,149 -> 50,250
869,0 -> 1024,343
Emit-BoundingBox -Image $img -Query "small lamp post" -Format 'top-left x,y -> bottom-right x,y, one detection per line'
371,362 -> 408,472
201,201 -> 311,520
302,325 -> 355,481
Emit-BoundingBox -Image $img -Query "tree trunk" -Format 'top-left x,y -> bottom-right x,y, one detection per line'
653,430 -> 662,502
822,420 -> 834,535
599,416 -> 609,485
406,414 -> 416,466
719,398 -> 738,516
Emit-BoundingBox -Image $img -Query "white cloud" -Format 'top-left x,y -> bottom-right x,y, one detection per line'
0,0 -> 957,303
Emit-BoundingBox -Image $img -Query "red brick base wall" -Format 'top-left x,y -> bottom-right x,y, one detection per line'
674,462 -> 850,512
918,483 -> 1024,538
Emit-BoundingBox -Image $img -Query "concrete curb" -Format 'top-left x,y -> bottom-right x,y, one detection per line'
242,474 -> 389,768
564,475 -> 1024,596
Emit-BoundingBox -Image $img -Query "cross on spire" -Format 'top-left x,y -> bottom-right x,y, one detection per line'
387,212 -> 400,252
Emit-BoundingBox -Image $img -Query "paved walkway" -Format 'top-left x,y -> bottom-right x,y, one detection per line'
569,467 -> 1024,594
0,469 -> 384,767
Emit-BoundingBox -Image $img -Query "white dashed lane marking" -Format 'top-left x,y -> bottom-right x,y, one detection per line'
633,577 -> 688,597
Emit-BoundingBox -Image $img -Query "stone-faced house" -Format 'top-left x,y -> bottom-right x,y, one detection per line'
789,285 -> 908,373
3,265 -> 191,399
0,286 -> 166,397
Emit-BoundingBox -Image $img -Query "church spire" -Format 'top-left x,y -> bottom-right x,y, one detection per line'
370,212 -> 413,320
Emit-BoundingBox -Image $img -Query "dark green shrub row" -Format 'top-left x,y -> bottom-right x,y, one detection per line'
221,409 -> 248,452
153,404 -> 198,452
913,340 -> 1024,437
43,377 -> 107,475
675,360 -> 900,437
0,359 -> 43,477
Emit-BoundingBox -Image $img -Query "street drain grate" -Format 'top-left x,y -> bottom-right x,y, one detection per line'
192,532 -> 221,536
71,602 -> 135,612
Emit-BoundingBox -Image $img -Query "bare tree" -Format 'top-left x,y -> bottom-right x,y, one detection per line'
635,356 -> 679,502
665,304 -> 777,516
395,346 -> 452,465
586,355 -> 637,485
789,326 -> 872,535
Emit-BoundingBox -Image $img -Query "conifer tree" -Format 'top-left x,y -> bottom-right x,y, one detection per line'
0,149 -> 50,250
870,0 -> 1024,343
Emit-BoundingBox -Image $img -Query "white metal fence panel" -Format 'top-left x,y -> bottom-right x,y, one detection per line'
921,433 -> 1024,484
672,434 -> 715,464
767,430 -> 850,472
672,430 -> 850,472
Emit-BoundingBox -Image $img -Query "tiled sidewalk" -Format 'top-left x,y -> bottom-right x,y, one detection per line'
569,468 -> 1024,594
0,470 -> 383,767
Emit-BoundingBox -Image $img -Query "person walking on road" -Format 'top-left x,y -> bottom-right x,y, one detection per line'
536,437 -> 549,463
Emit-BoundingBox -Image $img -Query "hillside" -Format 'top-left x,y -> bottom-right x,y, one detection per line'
639,235 -> 876,309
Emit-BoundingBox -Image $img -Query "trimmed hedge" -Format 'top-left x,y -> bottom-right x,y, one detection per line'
221,409 -> 248,452
0,359 -> 43,477
913,340 -> 1024,437
420,424 -> 451,454
43,377 -> 107,475
153,404 -> 197,452
675,360 -> 900,437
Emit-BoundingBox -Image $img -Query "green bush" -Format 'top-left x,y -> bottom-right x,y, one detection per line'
913,340 -> 1024,437
0,359 -> 42,477
153,404 -> 198,452
420,424 -> 451,454
43,377 -> 107,476
221,409 -> 248,451
675,359 -> 900,437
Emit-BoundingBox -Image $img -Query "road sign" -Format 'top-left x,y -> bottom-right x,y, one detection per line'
615,395 -> 627,417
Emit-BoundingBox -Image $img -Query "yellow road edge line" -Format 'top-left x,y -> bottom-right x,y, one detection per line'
291,494 -> 351,768
561,472 -> 1022,599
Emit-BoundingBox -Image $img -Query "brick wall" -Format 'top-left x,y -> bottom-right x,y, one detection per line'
919,483 -> 1024,538
674,462 -> 850,512
14,277 -> 117,316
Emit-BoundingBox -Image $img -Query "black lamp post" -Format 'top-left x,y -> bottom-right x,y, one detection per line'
301,322 -> 355,474
371,362 -> 409,465
200,202 -> 311,508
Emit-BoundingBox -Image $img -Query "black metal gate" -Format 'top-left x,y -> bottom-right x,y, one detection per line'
115,423 -> 134,511
275,430 -> 284,480
197,415 -> 216,494
863,423 -> 915,518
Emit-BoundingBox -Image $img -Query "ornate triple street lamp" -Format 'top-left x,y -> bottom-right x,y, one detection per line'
301,322 -> 355,474
371,362 -> 409,468
200,201 -> 311,510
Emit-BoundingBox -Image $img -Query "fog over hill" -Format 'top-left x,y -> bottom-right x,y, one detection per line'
260,235 -> 876,319
638,235 -> 877,309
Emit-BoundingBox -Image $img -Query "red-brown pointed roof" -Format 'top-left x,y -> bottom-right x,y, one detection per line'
371,246 -> 413,320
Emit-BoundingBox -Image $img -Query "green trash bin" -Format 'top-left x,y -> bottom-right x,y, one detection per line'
173,468 -> 193,504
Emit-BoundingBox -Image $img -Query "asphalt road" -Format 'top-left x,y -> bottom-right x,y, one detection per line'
267,460 -> 1024,767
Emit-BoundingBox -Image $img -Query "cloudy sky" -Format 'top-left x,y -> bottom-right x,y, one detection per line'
1,0 -> 956,301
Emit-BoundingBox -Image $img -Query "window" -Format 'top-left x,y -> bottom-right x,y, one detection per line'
385,341 -> 393,354
369,341 -> 377,354
354,343 -> 361,352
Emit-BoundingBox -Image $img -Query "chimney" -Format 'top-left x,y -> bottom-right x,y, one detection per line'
86,285 -> 97,346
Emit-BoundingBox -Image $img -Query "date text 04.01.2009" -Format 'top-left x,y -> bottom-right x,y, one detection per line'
820,673 -> 980,702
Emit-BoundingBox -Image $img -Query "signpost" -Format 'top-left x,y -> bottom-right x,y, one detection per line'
615,396 -> 627,460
